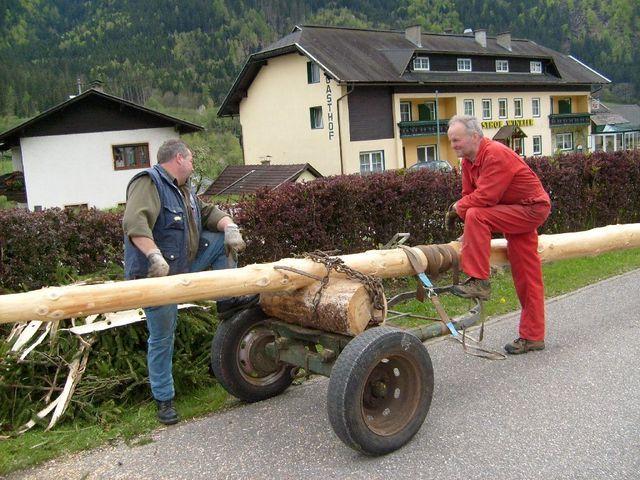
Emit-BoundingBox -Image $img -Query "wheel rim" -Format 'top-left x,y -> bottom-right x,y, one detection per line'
360,353 -> 423,436
236,322 -> 289,386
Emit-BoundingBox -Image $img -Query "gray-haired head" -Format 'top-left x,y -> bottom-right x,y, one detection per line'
448,115 -> 484,137
157,139 -> 191,164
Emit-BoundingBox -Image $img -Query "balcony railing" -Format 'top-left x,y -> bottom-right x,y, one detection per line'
398,120 -> 450,138
548,113 -> 591,127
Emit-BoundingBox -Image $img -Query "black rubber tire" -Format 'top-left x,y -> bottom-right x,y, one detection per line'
327,326 -> 434,456
211,306 -> 294,402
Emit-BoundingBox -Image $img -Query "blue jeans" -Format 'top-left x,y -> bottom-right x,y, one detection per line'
144,231 -> 232,401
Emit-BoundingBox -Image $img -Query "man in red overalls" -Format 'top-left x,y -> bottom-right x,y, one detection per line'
446,115 -> 551,354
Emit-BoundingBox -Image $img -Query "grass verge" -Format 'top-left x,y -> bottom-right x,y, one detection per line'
2,247 -> 640,475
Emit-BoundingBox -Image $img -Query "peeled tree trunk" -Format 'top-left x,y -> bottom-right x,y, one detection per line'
1,224 -> 640,325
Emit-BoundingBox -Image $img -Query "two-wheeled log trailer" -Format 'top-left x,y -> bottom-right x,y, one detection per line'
211,285 -> 483,456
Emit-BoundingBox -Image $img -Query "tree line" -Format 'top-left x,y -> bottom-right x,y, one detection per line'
0,0 -> 637,120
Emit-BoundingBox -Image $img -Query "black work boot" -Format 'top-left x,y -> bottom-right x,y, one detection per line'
156,399 -> 179,425
504,337 -> 545,355
451,277 -> 491,301
216,294 -> 260,320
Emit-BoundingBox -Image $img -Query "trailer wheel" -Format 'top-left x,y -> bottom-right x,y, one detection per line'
211,306 -> 294,402
327,326 -> 434,455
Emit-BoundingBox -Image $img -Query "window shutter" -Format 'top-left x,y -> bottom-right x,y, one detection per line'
307,62 -> 312,83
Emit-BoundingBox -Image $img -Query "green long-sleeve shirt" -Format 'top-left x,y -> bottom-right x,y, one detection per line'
122,167 -> 229,262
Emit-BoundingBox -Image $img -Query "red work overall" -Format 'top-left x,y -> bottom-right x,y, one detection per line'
456,138 -> 551,341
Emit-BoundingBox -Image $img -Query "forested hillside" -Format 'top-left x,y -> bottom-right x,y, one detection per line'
0,0 -> 637,121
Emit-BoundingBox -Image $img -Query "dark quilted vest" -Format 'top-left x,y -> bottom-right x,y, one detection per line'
124,165 -> 201,279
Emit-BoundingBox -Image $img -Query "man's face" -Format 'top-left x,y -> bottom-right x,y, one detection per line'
448,122 -> 480,160
178,149 -> 194,178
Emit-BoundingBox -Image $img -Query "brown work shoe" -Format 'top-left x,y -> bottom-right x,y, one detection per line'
451,277 -> 491,301
504,337 -> 545,355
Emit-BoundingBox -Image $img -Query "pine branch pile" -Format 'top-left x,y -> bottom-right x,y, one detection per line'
0,306 -> 218,438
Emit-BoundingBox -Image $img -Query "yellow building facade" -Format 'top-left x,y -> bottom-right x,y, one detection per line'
221,26 -> 608,176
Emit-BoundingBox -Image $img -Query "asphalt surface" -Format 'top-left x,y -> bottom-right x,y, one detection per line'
7,270 -> 640,480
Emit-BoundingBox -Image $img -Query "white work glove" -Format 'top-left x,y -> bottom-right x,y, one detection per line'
147,248 -> 170,277
224,223 -> 246,255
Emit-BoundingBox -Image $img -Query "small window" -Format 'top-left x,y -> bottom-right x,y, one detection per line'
400,102 -> 412,122
413,56 -> 430,71
307,62 -> 320,84
532,98 -> 541,117
309,106 -> 323,129
463,99 -> 474,117
532,135 -> 542,155
64,203 -> 88,211
530,61 -> 542,74
482,99 -> 492,120
496,59 -> 509,72
360,150 -> 385,174
514,98 -> 523,118
457,58 -> 472,72
498,98 -> 508,119
513,137 -> 524,156
556,132 -> 573,151
113,143 -> 150,170
417,145 -> 437,162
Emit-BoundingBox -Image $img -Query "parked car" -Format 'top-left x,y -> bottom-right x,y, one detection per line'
407,160 -> 453,172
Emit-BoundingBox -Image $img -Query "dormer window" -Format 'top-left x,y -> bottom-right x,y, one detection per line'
530,61 -> 542,74
457,58 -> 472,72
496,59 -> 509,72
413,56 -> 430,71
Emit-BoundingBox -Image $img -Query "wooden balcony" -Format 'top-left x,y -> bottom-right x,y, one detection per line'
398,120 -> 450,138
548,113 -> 591,127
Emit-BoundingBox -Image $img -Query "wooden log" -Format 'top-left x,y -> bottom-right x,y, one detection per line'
1,223 -> 640,324
260,278 -> 387,336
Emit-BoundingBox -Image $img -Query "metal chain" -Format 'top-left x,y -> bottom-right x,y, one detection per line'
302,251 -> 386,318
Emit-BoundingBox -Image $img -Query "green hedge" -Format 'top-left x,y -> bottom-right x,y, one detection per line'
1,150 -> 640,292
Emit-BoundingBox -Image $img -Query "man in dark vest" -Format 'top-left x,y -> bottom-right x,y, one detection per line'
123,139 -> 256,424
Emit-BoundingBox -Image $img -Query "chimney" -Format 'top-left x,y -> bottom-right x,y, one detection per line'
88,79 -> 104,92
497,31 -> 512,51
260,156 -> 271,165
474,29 -> 487,48
405,25 -> 422,47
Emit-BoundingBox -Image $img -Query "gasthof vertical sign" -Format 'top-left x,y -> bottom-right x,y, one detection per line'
326,76 -> 334,140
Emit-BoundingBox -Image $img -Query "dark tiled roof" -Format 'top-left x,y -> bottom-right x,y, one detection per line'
220,25 -> 610,116
603,103 -> 640,128
592,102 -> 640,130
204,163 -> 322,196
0,89 -> 203,150
591,113 -> 628,126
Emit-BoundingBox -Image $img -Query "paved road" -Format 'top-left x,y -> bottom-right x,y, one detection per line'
8,271 -> 640,480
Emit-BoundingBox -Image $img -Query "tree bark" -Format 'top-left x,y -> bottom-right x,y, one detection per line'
1,224 -> 640,324
260,277 -> 386,336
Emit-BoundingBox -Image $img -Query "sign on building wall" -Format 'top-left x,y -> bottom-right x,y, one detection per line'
481,118 -> 534,129
326,76 -> 335,140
